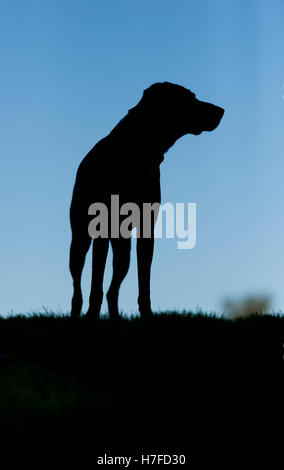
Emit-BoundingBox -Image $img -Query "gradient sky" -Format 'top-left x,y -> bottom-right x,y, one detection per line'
0,0 -> 284,316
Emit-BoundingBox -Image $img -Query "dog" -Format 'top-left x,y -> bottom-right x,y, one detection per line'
69,82 -> 224,319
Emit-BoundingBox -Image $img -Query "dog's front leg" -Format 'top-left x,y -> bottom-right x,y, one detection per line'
137,236 -> 154,318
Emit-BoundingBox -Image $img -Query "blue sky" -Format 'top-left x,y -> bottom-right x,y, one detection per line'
0,0 -> 283,316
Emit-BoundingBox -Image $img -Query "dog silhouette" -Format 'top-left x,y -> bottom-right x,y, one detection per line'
69,82 -> 224,319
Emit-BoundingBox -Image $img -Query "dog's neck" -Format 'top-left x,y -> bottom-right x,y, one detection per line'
109,110 -> 186,163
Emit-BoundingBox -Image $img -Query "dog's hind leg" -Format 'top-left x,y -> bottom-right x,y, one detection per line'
107,238 -> 131,319
85,238 -> 109,318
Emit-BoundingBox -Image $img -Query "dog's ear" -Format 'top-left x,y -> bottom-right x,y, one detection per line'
143,82 -> 164,98
133,82 -> 172,116
141,82 -> 170,105
127,83 -> 165,115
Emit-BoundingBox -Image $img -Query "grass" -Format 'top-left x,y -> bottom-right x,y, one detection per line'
0,311 -> 283,463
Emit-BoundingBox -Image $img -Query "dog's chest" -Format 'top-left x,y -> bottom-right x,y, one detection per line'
134,157 -> 161,202
147,159 -> 160,179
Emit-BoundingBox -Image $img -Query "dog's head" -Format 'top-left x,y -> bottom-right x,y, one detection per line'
136,82 -> 224,137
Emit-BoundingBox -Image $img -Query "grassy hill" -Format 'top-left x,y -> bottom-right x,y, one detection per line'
0,312 -> 283,465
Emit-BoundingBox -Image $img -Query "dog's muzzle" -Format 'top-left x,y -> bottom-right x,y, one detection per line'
202,102 -> 225,132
